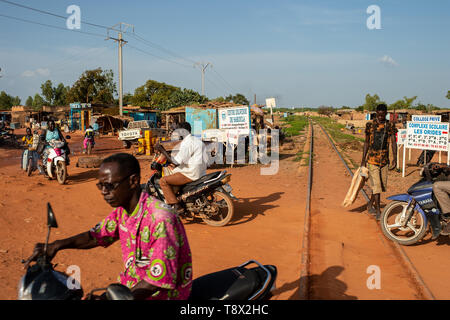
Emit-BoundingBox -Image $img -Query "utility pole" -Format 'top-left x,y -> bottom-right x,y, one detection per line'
106,23 -> 134,116
194,62 -> 212,96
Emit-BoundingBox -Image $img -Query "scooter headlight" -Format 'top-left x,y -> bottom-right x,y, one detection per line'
18,276 -> 32,300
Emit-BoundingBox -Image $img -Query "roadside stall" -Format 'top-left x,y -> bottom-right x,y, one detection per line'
69,103 -> 93,132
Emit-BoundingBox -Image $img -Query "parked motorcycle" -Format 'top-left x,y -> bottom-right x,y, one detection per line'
144,153 -> 237,227
0,129 -> 19,148
380,162 -> 450,245
42,137 -> 71,185
19,203 -> 277,300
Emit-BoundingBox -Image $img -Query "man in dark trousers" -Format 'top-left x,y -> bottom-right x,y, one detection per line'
361,104 -> 397,220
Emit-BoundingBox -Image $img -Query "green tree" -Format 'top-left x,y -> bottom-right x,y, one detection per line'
363,93 -> 385,111
131,80 -> 179,109
317,105 -> 334,116
66,68 -> 116,104
40,80 -> 54,105
25,96 -> 33,107
388,96 -> 417,110
447,90 -> 450,99
11,96 -> 21,106
32,94 -> 45,110
0,91 -> 13,110
53,83 -> 69,106
225,93 -> 249,105
163,88 -> 208,109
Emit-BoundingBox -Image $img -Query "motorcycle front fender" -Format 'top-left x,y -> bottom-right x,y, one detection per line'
387,194 -> 428,225
54,156 -> 65,164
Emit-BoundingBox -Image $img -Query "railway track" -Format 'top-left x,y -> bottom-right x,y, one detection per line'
298,120 -> 436,300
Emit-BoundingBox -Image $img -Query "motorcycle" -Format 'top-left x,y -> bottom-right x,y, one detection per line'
380,162 -> 450,245
19,203 -> 277,300
84,137 -> 94,155
144,152 -> 237,227
42,137 -> 71,185
21,132 -> 41,176
0,129 -> 19,148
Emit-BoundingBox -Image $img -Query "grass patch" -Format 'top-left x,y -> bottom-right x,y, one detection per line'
281,115 -> 309,137
311,116 -> 364,144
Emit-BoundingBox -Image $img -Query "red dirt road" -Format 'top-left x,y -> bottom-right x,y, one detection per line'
1,126 -> 449,300
0,129 -> 306,300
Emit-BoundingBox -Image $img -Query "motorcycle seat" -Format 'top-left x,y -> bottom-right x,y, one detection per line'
189,264 -> 276,300
180,171 -> 225,193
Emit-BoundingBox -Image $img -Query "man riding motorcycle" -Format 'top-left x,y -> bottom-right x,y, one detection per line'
430,163 -> 450,236
23,153 -> 192,300
40,120 -> 70,168
83,125 -> 95,154
154,122 -> 208,215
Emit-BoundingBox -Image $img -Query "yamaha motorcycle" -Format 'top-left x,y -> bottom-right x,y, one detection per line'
144,153 -> 237,227
380,162 -> 450,245
19,203 -> 277,300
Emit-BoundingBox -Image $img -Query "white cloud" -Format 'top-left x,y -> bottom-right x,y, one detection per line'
379,55 -> 398,67
21,68 -> 50,77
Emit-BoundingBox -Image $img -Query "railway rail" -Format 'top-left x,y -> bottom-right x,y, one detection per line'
298,119 -> 436,300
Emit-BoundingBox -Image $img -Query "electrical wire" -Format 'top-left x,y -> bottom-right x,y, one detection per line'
0,13 -> 105,38
127,43 -> 193,69
0,0 -> 109,30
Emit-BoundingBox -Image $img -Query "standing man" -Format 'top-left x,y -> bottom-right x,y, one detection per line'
361,104 -> 397,220
24,153 -> 192,300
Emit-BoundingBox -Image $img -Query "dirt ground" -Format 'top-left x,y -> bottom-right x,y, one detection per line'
0,128 -> 306,300
1,125 -> 449,300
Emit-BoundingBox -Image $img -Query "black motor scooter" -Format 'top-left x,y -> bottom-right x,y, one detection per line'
19,203 -> 277,300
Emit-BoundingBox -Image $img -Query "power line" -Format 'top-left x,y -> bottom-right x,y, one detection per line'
127,43 -> 192,68
211,69 -> 236,93
0,13 -> 105,38
0,0 -> 109,30
131,33 -> 196,65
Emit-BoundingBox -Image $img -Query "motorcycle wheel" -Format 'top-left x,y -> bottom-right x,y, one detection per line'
380,201 -> 428,246
87,141 -> 92,155
56,161 -> 67,185
27,158 -> 33,176
200,191 -> 234,227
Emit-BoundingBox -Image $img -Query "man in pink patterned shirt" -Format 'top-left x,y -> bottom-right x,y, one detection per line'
25,153 -> 192,300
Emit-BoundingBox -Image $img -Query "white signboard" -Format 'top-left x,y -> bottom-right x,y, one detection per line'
411,115 -> 441,122
397,129 -> 407,145
218,106 -> 250,132
218,106 -> 251,146
265,98 -> 276,108
406,121 -> 449,152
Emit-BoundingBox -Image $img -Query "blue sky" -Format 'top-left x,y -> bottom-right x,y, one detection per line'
0,0 -> 449,108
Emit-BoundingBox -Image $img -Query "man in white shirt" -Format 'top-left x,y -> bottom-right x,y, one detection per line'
154,122 -> 207,214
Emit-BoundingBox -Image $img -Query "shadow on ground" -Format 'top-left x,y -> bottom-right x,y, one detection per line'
68,169 -> 99,184
272,266 -> 358,300
228,192 -> 285,225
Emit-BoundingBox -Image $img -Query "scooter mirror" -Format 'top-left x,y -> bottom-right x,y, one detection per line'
47,203 -> 58,228
105,284 -> 134,300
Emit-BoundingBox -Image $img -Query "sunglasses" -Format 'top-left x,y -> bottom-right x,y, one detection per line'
96,173 -> 133,192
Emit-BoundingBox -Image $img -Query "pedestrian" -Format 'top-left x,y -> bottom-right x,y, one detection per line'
24,153 -> 192,300
361,103 -> 397,220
